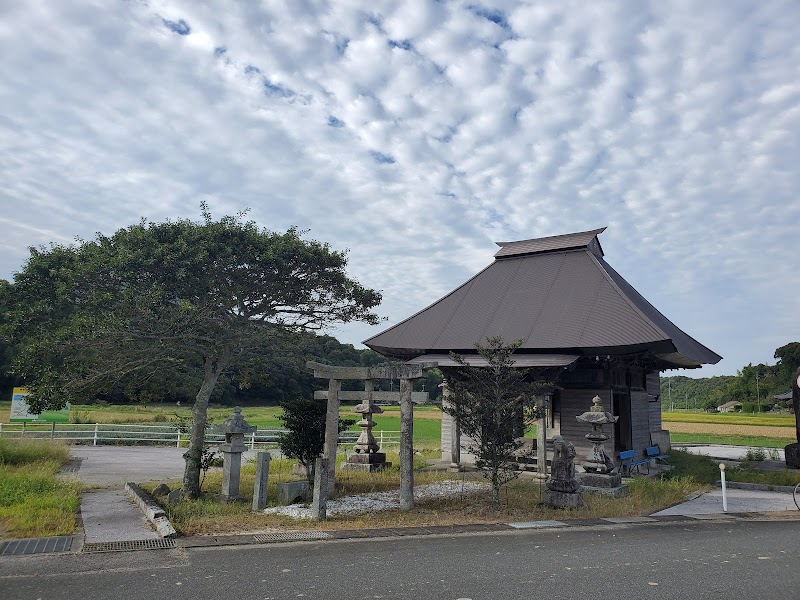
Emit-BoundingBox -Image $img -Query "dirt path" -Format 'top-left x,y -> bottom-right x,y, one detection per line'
666,422 -> 795,438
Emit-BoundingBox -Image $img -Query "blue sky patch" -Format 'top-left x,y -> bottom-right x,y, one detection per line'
264,80 -> 295,98
389,39 -> 413,51
214,47 -> 227,57
327,116 -> 345,128
467,5 -> 510,29
162,18 -> 191,36
370,151 -> 396,164
244,65 -> 262,76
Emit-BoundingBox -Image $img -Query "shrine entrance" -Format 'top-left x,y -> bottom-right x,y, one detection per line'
305,360 -> 436,519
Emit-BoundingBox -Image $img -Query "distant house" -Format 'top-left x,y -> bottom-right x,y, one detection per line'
717,401 -> 742,413
774,391 -> 793,402
364,227 -> 721,462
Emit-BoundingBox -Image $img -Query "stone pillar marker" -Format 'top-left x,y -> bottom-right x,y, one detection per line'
399,377 -> 414,510
311,457 -> 329,521
252,451 -> 271,511
215,407 -> 256,502
536,394 -> 548,476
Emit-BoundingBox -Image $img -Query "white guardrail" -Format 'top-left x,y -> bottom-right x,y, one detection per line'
0,422 -> 401,449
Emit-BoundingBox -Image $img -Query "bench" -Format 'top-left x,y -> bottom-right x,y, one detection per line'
618,449 -> 649,476
646,445 -> 670,467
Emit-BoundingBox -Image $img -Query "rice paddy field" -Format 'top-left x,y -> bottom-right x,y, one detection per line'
1,402 -> 796,448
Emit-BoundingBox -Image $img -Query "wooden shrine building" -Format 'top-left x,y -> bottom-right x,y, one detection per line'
364,227 -> 721,463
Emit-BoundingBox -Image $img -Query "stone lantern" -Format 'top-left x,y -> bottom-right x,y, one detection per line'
342,380 -> 390,472
576,395 -> 627,497
214,407 -> 256,501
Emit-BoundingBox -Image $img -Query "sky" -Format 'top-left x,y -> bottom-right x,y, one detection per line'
1,0 -> 798,379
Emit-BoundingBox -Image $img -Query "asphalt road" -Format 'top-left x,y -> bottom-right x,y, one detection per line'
2,520 -> 799,600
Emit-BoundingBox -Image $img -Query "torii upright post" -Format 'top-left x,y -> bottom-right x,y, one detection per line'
323,378 -> 342,493
399,377 -> 414,510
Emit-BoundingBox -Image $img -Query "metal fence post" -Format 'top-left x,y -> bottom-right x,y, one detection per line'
93,423 -> 99,446
176,426 -> 181,448
51,422 -> 56,439
250,431 -> 256,450
22,421 -> 26,437
0,422 -> 3,437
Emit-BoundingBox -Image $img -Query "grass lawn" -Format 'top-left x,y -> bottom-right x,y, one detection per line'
0,439 -> 81,539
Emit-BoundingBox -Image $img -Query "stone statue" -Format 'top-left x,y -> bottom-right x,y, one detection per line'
546,435 -> 580,493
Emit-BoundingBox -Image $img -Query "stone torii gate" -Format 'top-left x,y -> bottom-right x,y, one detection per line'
306,361 -> 435,514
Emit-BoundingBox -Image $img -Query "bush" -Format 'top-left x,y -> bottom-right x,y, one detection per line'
741,402 -> 768,413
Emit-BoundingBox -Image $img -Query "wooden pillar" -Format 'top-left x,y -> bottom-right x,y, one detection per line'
323,378 -> 341,494
399,377 -> 414,510
537,394 -> 547,476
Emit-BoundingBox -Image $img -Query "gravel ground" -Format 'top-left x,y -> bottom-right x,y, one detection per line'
263,480 -> 491,519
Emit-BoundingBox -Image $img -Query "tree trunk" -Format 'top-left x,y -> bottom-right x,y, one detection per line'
182,350 -> 230,499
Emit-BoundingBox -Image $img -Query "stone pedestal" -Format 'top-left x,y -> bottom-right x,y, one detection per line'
785,443 -> 800,469
541,489 -> 585,509
579,471 -> 629,498
341,452 -> 391,472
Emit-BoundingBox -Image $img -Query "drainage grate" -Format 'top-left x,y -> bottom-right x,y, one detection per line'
59,457 -> 83,474
82,538 -> 176,553
1,536 -> 73,556
253,531 -> 331,543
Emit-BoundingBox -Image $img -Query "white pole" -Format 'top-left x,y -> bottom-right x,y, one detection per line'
93,423 -> 99,446
176,426 -> 181,448
720,463 -> 728,512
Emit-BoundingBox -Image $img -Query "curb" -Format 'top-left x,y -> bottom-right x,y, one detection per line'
714,480 -> 798,494
172,510 -> 800,550
124,482 -> 177,539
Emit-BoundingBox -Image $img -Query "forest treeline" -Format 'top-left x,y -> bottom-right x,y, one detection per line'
660,342 -> 800,410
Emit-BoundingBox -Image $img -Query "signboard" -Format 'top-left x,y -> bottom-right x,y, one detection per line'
9,387 -> 70,422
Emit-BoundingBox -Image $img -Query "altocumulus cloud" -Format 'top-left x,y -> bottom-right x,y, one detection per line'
0,0 -> 798,377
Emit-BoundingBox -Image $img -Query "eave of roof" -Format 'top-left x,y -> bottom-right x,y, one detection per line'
406,353 -> 580,368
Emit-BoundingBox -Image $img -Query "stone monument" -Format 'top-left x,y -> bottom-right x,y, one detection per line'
541,435 -> 585,509
576,395 -> 628,497
785,367 -> 800,469
342,385 -> 391,472
214,407 -> 256,502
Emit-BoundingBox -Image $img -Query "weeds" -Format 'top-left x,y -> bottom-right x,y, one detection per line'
743,447 -> 768,462
0,440 -> 81,538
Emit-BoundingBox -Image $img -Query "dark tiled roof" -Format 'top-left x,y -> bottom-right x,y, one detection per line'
364,228 -> 721,368
495,227 -> 606,258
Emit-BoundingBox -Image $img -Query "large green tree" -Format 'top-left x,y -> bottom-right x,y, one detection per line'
7,208 -> 381,498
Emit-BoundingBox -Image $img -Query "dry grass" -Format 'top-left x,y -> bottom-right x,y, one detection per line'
666,421 -> 795,439
150,450 -> 705,537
